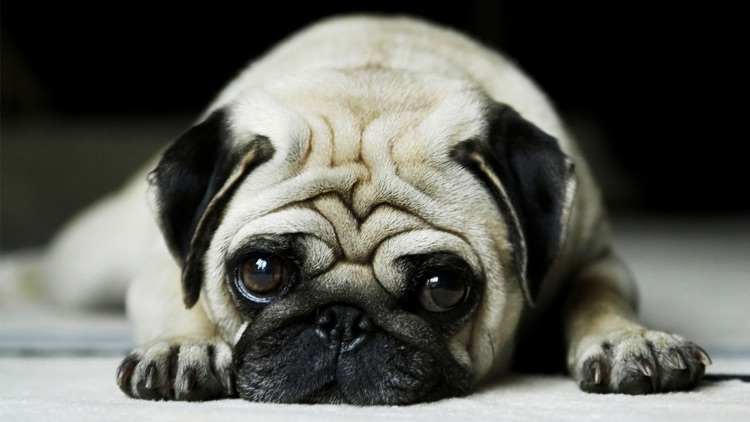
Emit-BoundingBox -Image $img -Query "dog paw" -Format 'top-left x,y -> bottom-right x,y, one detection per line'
116,339 -> 235,401
571,329 -> 711,394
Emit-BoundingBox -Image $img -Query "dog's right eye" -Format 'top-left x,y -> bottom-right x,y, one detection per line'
235,253 -> 289,303
419,272 -> 468,312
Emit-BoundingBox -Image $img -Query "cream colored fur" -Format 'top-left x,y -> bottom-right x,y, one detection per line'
42,15 -> 708,400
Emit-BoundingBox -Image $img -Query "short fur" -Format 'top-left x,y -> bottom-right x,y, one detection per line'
45,15 -> 710,404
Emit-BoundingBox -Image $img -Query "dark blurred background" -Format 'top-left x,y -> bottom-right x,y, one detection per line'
1,2 -> 747,251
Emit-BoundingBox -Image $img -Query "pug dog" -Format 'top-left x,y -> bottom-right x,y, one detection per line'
48,15 -> 710,404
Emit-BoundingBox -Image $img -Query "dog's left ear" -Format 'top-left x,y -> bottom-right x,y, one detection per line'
148,109 -> 274,307
453,104 -> 576,306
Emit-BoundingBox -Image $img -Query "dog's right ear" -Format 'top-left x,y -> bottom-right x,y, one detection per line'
148,109 -> 274,307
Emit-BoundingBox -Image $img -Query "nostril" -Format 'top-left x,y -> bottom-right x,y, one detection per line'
341,333 -> 368,353
315,308 -> 336,342
357,315 -> 375,333
315,309 -> 334,327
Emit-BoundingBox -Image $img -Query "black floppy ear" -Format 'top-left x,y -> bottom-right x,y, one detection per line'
148,109 -> 274,307
453,104 -> 577,306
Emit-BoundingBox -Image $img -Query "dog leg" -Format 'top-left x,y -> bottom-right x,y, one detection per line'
564,252 -> 711,394
115,263 -> 235,401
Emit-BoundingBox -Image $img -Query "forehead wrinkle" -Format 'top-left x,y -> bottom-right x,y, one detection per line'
312,194 -> 362,261
226,205 -> 339,256
311,194 -> 432,264
357,204 -> 427,246
221,161 -> 367,240
295,98 -> 376,171
329,105 -> 366,168
300,112 -> 334,169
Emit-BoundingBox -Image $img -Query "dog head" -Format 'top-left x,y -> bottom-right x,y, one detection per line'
148,68 -> 576,404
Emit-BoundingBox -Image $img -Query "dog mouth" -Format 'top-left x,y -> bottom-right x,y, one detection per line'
232,304 -> 468,405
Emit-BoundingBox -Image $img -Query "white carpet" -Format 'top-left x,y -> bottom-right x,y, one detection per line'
1,357 -> 748,422
1,215 -> 749,421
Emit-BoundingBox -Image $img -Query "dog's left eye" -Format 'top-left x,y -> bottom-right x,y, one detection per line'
419,272 -> 468,312
235,254 -> 289,302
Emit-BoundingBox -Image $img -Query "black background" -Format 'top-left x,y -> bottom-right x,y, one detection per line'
2,1 -> 747,213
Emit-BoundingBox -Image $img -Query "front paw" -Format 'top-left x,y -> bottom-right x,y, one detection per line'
571,329 -> 711,394
116,338 -> 235,401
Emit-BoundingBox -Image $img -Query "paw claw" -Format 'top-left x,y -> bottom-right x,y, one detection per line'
665,351 -> 687,370
182,369 -> 197,393
144,365 -> 158,389
636,359 -> 654,377
225,372 -> 236,396
591,360 -> 602,384
693,347 -> 712,366
116,357 -> 137,389
580,358 -> 608,393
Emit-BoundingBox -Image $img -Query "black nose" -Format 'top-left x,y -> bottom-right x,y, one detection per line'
314,305 -> 375,352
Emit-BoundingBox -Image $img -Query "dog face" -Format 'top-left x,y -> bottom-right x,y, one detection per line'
148,68 -> 576,404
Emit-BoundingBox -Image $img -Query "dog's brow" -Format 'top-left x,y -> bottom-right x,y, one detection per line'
311,194 -> 428,263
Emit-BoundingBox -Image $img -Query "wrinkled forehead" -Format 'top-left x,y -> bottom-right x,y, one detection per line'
224,68 -> 490,170
212,69 -> 494,262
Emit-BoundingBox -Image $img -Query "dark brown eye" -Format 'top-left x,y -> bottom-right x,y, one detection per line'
419,273 -> 467,312
236,254 -> 288,301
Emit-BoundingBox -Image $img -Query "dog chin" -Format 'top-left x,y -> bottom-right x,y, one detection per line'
232,310 -> 472,405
